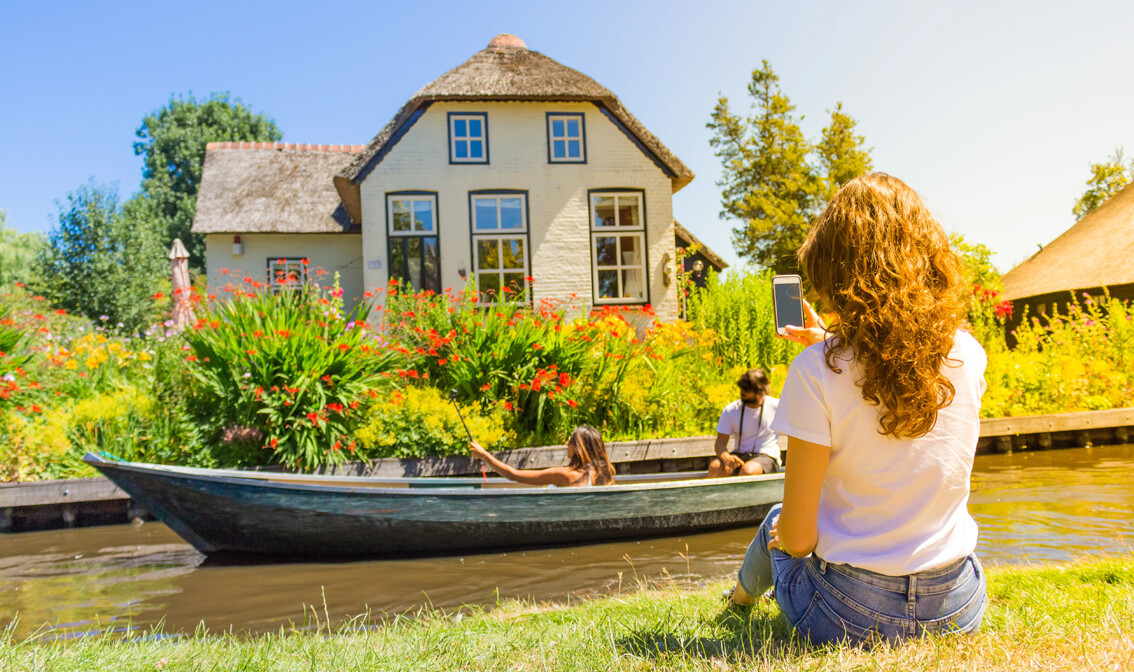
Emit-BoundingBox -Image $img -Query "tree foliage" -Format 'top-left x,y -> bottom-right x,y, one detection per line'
1072,148 -> 1133,220
31,182 -> 168,331
708,61 -> 873,273
0,209 -> 46,290
131,93 -> 282,270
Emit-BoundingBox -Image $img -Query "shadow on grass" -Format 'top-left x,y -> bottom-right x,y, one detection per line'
616,604 -> 805,663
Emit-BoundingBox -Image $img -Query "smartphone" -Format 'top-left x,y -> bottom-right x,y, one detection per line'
772,274 -> 805,337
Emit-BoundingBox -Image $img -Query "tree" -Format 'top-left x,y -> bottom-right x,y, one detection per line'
0,209 -> 46,289
1072,148 -> 1133,220
32,181 -> 168,331
708,62 -> 873,273
131,93 -> 282,270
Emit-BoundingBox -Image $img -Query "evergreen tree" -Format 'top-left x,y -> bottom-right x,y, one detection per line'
708,62 -> 873,274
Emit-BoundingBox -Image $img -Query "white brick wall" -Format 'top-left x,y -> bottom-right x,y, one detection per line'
204,233 -> 365,309
358,101 -> 679,320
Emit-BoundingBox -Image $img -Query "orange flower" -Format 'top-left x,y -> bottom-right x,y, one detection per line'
567,399 -> 578,408
504,401 -> 513,411
185,354 -> 197,362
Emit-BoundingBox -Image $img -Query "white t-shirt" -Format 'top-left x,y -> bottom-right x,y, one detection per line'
716,397 -> 780,462
770,331 -> 986,576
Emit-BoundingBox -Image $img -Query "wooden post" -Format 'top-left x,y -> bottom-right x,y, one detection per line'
0,507 -> 12,533
61,504 -> 77,528
995,436 -> 1013,454
1075,430 -> 1092,447
1116,426 -> 1130,444
1036,432 -> 1052,449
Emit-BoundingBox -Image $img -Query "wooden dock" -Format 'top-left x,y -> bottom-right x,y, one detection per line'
4,407 -> 1133,532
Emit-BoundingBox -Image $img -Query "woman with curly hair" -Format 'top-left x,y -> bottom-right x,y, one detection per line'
725,173 -> 987,646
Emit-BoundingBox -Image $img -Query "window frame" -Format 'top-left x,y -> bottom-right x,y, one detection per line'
546,112 -> 586,164
385,191 -> 442,294
447,112 -> 489,165
266,257 -> 308,293
467,189 -> 531,303
587,188 -> 650,306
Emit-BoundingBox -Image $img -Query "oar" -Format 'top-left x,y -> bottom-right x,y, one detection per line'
449,389 -> 487,482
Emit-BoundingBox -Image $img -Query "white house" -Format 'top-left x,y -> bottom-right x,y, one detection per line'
192,34 -> 715,319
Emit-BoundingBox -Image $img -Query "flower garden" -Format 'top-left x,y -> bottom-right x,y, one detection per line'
2,253 -> 1134,481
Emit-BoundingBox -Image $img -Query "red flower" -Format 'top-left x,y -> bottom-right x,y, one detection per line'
322,374 -> 334,385
269,437 -> 278,450
567,399 -> 578,408
532,343 -> 543,350
152,292 -> 165,299
306,412 -> 320,425
480,383 -> 491,391
185,354 -> 198,362
246,349 -> 258,355
254,386 -> 263,400
253,330 -> 263,338
504,401 -> 513,411
55,309 -> 67,315
437,358 -> 447,366
276,330 -> 291,338
338,344 -> 351,352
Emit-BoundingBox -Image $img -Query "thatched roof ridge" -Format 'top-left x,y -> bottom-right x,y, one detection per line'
335,34 -> 693,219
674,220 -> 729,271
192,146 -> 359,235
1002,181 -> 1134,301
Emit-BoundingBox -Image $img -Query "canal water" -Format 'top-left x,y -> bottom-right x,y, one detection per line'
3,444 -> 1133,640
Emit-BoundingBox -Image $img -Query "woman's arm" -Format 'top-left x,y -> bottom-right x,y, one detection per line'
469,442 -> 576,487
770,435 -> 830,557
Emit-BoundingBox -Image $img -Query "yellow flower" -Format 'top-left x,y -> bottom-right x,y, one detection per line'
65,359 -> 78,370
84,356 -> 100,370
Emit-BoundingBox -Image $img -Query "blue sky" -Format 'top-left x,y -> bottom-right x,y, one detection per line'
2,0 -> 1132,272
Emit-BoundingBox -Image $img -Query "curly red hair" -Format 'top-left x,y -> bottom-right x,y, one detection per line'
799,173 -> 965,438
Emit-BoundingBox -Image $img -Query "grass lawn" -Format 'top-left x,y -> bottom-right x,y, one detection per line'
3,556 -> 1132,671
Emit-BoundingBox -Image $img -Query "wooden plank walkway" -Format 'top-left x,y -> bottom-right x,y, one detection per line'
4,407 -> 1133,532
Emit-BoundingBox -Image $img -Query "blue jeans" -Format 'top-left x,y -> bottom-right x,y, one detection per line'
737,504 -> 987,646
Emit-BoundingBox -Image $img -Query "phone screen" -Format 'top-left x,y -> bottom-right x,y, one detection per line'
773,279 -> 804,333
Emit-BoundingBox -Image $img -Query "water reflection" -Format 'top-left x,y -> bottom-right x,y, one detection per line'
3,444 -> 1132,639
970,443 -> 1134,564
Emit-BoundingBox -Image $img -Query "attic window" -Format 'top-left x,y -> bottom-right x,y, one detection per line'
547,113 -> 585,163
448,113 -> 488,164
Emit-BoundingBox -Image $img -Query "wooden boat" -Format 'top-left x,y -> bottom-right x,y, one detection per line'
83,452 -> 784,559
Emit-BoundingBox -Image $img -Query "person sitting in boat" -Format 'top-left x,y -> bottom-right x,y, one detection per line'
724,173 -> 988,647
706,369 -> 781,477
468,425 -> 615,487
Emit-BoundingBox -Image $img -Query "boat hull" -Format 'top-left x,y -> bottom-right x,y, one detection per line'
84,454 -> 783,559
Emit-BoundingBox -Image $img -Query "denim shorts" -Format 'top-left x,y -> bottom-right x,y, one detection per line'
737,503 -> 987,647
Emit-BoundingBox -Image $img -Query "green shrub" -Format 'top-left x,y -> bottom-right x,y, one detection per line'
181,282 -> 400,469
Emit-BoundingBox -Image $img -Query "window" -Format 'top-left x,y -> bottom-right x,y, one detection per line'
590,191 -> 646,304
448,112 -> 488,163
547,113 -> 585,163
387,193 -> 441,294
268,258 -> 307,292
470,192 -> 528,301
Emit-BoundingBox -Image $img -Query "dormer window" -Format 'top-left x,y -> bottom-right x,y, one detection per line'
448,113 -> 488,164
547,113 -> 585,163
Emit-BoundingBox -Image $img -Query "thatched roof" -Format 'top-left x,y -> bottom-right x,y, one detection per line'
1002,181 -> 1134,301
674,220 -> 728,271
192,143 -> 362,235
335,34 -> 694,223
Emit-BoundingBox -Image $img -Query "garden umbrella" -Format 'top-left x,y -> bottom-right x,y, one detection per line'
169,238 -> 195,331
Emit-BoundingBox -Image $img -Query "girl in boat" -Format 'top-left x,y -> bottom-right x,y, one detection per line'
725,173 -> 988,646
468,425 -> 615,487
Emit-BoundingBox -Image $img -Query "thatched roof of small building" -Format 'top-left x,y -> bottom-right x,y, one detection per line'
674,220 -> 728,271
192,143 -> 362,235
1002,181 -> 1134,301
335,34 -> 694,223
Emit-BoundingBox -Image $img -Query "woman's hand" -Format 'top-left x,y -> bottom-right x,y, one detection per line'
468,441 -> 490,461
781,299 -> 829,348
766,515 -> 783,552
